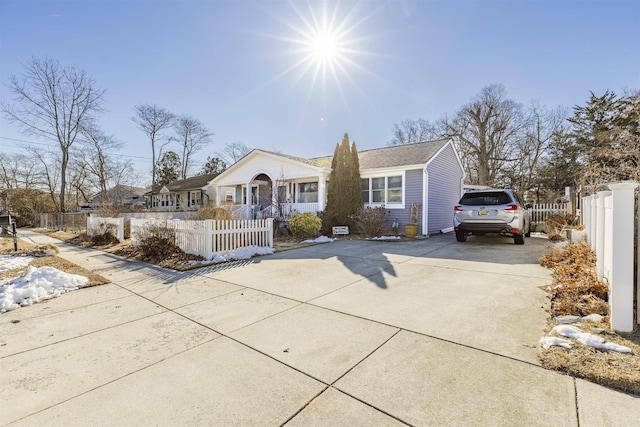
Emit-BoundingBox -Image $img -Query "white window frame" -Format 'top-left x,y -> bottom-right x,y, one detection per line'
297,181 -> 319,203
361,171 -> 405,209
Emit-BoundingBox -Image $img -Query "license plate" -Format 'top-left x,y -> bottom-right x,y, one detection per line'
477,209 -> 489,216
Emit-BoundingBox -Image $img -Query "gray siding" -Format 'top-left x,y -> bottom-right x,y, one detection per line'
390,169 -> 424,234
426,143 -> 464,234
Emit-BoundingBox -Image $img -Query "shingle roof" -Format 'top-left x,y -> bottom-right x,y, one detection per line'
149,173 -> 218,193
259,149 -> 330,168
309,139 -> 450,169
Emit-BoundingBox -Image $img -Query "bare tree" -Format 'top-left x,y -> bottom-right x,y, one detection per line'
0,153 -> 40,190
26,146 -> 61,211
507,102 -> 567,195
77,124 -> 135,199
387,118 -> 438,146
219,142 -> 250,165
439,84 -> 525,186
131,104 -> 174,188
1,57 -> 105,212
173,115 -> 213,179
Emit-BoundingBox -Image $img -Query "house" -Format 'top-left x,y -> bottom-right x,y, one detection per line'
147,173 -> 218,210
88,185 -> 148,209
208,139 -> 465,235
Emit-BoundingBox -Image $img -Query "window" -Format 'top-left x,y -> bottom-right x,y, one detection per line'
298,182 -> 318,203
362,175 -> 403,206
278,186 -> 287,203
225,192 -> 234,203
242,186 -> 258,205
189,191 -> 201,207
372,178 -> 385,203
387,176 -> 402,203
361,179 -> 369,203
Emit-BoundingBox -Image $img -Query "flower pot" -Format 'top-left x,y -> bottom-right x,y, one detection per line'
404,224 -> 418,238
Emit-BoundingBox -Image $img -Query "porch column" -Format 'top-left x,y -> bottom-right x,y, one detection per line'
214,185 -> 221,206
245,181 -> 252,219
317,175 -> 326,212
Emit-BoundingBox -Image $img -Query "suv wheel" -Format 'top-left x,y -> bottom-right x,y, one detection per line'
456,230 -> 467,242
514,233 -> 525,245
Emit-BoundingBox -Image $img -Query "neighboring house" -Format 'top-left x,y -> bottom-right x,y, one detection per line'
208,139 -> 465,235
89,185 -> 148,208
147,173 -> 218,211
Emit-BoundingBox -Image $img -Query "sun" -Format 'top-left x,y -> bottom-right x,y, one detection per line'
309,31 -> 340,65
263,1 -> 378,99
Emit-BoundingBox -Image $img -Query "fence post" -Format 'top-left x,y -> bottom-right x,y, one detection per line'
595,191 -> 610,280
267,218 -> 274,248
205,220 -> 213,260
608,182 -> 639,332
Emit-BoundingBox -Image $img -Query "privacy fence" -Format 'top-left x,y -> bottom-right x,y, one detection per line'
581,182 -> 639,332
130,218 -> 273,261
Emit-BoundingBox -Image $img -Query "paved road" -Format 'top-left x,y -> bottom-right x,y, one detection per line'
1,230 -> 638,426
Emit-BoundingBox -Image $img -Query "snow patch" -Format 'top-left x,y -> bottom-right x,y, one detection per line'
540,336 -> 572,349
302,236 -> 335,243
1,265 -> 89,313
0,255 -> 34,272
547,325 -> 632,354
189,246 -> 275,265
369,236 -> 401,240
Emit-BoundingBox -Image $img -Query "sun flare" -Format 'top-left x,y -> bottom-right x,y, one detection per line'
264,0 -> 378,100
309,31 -> 340,64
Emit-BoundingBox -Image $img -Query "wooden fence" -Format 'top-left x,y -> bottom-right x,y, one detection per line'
130,218 -> 273,260
529,203 -> 569,223
581,183 -> 639,332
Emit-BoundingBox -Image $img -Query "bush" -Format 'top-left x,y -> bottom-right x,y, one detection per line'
90,222 -> 119,245
350,206 -> 389,237
186,205 -> 233,220
289,213 -> 321,239
132,222 -> 180,258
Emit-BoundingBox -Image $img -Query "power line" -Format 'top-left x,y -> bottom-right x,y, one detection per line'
0,136 -> 152,161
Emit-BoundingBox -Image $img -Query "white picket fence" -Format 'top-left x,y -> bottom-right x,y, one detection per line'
86,216 -> 124,242
530,203 -> 569,223
130,218 -> 273,260
581,182 -> 639,332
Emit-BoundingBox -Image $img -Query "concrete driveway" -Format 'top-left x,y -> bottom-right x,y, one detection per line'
1,230 -> 638,426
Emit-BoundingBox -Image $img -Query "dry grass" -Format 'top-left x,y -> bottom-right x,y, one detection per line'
539,241 -> 640,395
0,236 -> 109,287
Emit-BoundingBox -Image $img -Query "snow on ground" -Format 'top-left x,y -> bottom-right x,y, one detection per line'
189,245 -> 275,265
540,324 -> 632,353
302,236 -> 335,243
0,255 -> 34,272
369,236 -> 401,240
1,264 -> 89,313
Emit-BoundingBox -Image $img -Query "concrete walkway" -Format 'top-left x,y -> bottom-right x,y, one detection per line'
1,230 -> 638,426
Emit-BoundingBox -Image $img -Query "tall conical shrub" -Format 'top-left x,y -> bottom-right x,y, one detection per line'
324,133 -> 363,230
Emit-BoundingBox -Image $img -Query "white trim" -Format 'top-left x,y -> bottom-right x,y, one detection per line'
423,168 -> 429,234
361,172 -> 406,209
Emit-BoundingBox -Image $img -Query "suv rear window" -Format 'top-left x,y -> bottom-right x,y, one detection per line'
459,191 -> 512,206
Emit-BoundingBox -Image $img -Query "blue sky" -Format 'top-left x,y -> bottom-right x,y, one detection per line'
1,0 -> 639,178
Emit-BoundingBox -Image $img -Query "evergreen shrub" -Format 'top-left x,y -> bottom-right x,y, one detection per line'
289,213 -> 321,239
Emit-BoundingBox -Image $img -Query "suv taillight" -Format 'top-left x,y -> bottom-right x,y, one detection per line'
504,204 -> 518,211
454,205 -> 463,213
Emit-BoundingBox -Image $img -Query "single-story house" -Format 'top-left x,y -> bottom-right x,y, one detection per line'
88,185 -> 148,208
146,173 -> 218,210
208,139 -> 465,235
